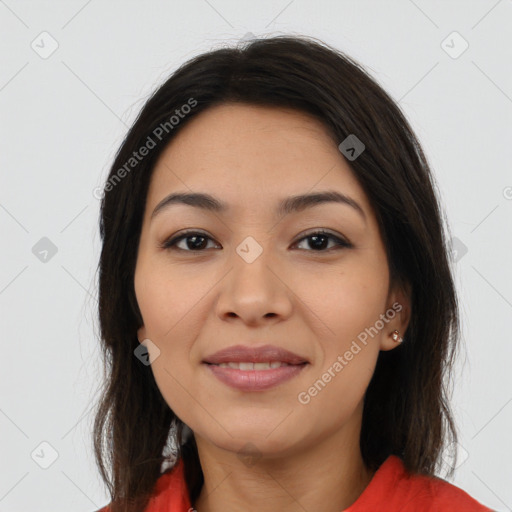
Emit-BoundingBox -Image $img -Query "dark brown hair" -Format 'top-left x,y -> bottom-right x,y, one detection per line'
93,34 -> 460,512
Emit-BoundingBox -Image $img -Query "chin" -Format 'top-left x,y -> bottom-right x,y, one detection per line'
197,424 -> 305,460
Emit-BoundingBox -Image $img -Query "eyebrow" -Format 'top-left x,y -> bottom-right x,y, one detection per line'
151,190 -> 366,222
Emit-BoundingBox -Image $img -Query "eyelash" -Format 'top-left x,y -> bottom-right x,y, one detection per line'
159,229 -> 352,253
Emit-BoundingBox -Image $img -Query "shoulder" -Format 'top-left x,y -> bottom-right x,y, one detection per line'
94,457 -> 191,512
410,472 -> 494,511
347,455 -> 495,511
386,455 -> 495,511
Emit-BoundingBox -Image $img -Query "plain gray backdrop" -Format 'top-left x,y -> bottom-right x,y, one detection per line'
1,0 -> 511,511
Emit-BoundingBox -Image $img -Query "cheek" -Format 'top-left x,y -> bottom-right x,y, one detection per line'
297,346 -> 379,431
291,260 -> 387,400
295,274 -> 385,420
134,257 -> 210,341
292,259 -> 389,344
134,259 -> 210,400
135,272 -> 202,419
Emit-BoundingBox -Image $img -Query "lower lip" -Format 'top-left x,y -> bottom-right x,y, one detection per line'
203,363 -> 307,391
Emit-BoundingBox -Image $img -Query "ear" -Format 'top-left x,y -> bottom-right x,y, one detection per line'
137,325 -> 147,343
379,280 -> 412,352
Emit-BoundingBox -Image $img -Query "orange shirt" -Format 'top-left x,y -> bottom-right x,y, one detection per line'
97,454 -> 495,511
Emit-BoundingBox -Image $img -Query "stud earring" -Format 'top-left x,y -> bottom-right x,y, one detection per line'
391,330 -> 403,343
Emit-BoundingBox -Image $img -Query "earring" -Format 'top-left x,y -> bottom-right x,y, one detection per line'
391,330 -> 403,343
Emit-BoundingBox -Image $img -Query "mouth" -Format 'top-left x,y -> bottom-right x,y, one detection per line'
202,344 -> 309,366
205,361 -> 306,370
202,344 -> 310,391
203,360 -> 309,391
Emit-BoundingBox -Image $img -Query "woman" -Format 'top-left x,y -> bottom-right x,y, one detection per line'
93,35 -> 495,511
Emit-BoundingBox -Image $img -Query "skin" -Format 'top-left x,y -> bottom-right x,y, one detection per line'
134,103 -> 411,512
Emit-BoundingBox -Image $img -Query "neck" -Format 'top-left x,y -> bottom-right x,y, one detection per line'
192,404 -> 374,512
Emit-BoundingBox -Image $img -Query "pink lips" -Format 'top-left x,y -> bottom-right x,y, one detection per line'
203,344 -> 308,365
202,344 -> 309,391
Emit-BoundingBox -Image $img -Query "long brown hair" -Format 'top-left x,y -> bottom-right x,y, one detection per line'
93,34 -> 460,512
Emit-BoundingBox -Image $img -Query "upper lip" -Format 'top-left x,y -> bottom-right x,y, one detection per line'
202,344 -> 309,365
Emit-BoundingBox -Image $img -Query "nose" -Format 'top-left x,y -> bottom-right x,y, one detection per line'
214,237 -> 293,326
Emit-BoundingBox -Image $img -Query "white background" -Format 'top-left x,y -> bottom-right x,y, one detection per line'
1,1 -> 511,511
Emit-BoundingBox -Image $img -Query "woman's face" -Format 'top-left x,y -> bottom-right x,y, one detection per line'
134,103 -> 409,458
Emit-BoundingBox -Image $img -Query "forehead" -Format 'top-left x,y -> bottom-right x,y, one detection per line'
146,103 -> 372,218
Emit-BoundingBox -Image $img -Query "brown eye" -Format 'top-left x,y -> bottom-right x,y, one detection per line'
160,231 -> 219,252
293,230 -> 352,252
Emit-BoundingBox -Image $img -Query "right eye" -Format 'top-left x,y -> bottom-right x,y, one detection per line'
160,230 -> 220,252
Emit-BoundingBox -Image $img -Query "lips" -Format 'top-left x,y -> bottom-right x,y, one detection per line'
202,344 -> 309,391
214,361 -> 290,370
202,344 -> 309,366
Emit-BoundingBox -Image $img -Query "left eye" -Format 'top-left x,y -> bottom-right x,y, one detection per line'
160,230 -> 351,252
293,230 -> 351,251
